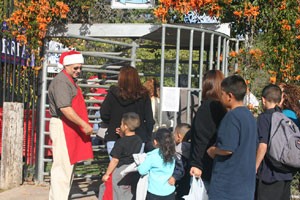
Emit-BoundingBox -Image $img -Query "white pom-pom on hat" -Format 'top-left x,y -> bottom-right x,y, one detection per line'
59,50 -> 84,66
88,75 -> 98,85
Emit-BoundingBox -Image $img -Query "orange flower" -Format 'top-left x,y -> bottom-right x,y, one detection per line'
28,5 -> 36,13
60,13 -> 68,19
233,10 -> 243,18
280,19 -> 288,24
285,64 -> 292,69
46,17 -> 52,23
57,1 -> 70,13
279,1 -> 286,10
38,31 -> 46,39
16,34 -> 27,45
244,3 -> 260,20
229,51 -> 237,57
39,23 -> 47,31
154,6 -> 168,22
51,8 -> 60,16
269,76 -> 276,84
282,24 -> 291,31
224,0 -> 232,4
219,54 -> 223,62
235,69 -> 241,74
154,5 -> 167,17
295,19 -> 300,27
249,49 -> 256,55
296,35 -> 300,40
162,0 -> 173,7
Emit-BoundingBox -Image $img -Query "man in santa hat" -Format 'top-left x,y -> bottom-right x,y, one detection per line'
48,51 -> 94,200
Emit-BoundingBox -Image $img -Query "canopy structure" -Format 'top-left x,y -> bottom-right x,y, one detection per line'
141,23 -> 230,49
47,23 -> 230,42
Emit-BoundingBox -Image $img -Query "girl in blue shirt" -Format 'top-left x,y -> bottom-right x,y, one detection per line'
138,128 -> 176,200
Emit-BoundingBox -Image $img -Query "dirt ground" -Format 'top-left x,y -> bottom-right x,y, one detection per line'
0,179 -> 100,200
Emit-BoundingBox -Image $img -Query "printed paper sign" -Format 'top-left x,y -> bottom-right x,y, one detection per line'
161,87 -> 180,112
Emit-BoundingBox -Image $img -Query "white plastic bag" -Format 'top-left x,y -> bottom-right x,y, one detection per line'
182,176 -> 208,200
96,127 -> 107,139
96,122 -> 108,139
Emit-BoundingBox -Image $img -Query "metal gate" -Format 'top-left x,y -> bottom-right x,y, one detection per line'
153,24 -> 233,126
35,24 -> 239,191
36,34 -> 138,184
0,36 -> 39,170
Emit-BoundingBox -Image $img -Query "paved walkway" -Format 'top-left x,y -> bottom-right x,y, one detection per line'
0,184 -> 51,200
0,180 -> 100,200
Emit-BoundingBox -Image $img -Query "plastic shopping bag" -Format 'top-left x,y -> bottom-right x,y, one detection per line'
96,122 -> 108,139
96,127 -> 107,139
182,176 -> 208,200
98,174 -> 113,200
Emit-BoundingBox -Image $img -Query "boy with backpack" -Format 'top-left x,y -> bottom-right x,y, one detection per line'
255,84 -> 293,200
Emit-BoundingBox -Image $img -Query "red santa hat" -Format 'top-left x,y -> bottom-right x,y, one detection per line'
88,75 -> 98,85
59,50 -> 84,66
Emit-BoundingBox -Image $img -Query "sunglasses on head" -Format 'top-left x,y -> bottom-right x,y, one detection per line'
73,66 -> 82,71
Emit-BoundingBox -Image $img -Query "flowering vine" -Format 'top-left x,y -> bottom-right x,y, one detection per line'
4,0 -> 69,70
154,0 -> 300,84
153,0 -> 223,23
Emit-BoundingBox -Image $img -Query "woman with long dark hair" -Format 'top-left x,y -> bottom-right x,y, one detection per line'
100,66 -> 155,155
189,69 -> 227,191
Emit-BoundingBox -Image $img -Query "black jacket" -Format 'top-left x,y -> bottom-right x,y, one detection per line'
100,85 -> 155,142
190,99 -> 227,181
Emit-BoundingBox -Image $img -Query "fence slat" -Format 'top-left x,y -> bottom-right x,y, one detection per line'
0,102 -> 24,189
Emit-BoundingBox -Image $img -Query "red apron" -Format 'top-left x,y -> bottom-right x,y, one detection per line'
61,70 -> 93,165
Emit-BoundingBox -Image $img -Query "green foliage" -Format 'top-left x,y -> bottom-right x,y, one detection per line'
292,172 -> 300,197
227,0 -> 300,83
0,1 -> 4,23
65,0 -> 156,23
0,0 -> 11,21
136,39 -> 206,87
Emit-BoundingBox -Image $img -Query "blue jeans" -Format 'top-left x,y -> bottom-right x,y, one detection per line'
91,111 -> 102,146
106,141 -> 116,160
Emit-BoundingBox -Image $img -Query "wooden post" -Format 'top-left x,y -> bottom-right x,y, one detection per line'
0,102 -> 24,190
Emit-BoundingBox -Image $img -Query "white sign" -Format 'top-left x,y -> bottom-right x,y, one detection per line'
1,38 -> 27,65
161,87 -> 180,112
47,41 -> 67,73
111,0 -> 155,9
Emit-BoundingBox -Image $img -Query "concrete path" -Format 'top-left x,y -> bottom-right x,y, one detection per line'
0,184 -> 51,200
0,180 -> 100,200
